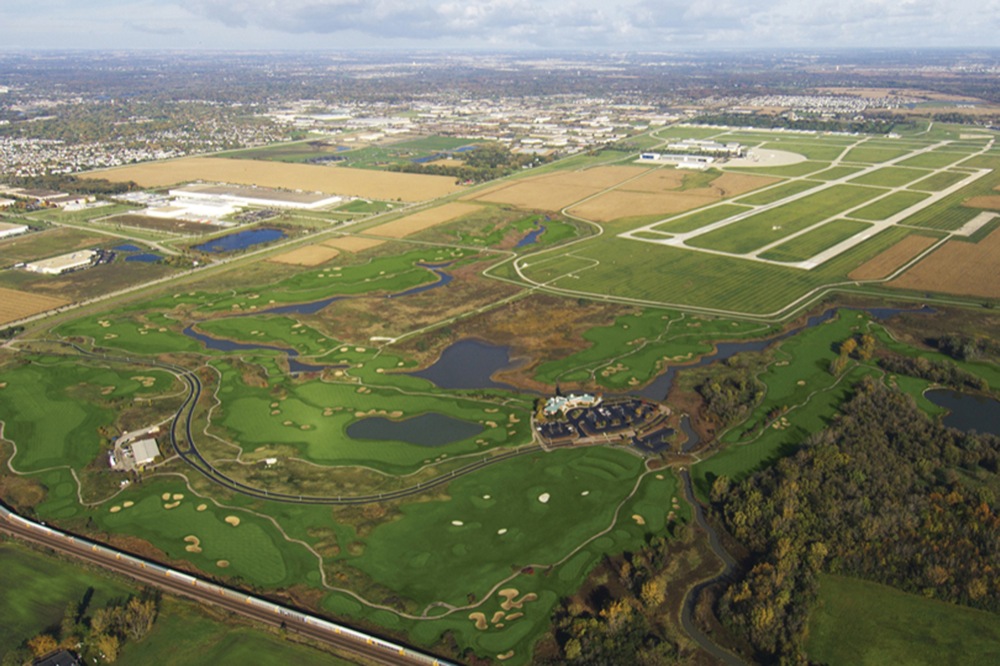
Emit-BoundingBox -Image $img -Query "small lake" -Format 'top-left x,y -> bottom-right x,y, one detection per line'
193,228 -> 286,253
125,253 -> 161,263
515,226 -> 546,248
925,389 -> 1000,436
347,413 -> 484,446
410,339 -> 518,390
113,244 -> 142,252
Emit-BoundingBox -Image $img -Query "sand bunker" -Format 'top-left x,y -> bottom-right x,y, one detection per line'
497,651 -> 515,661
538,493 -> 550,504
632,514 -> 646,526
225,515 -> 241,527
497,528 -> 508,535
491,611 -> 506,624
506,612 -> 524,621
184,536 -> 202,553
581,490 -> 590,496
161,493 -> 172,501
122,501 -> 134,508
451,520 -> 464,526
163,501 -> 180,510
499,590 -> 538,612
109,505 -> 121,513
217,560 -> 230,568
172,493 -> 184,501
196,503 -> 208,512
469,612 -> 488,630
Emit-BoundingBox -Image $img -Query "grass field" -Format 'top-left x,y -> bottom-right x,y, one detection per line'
735,180 -> 819,206
0,226 -> 105,263
650,204 -> 753,234
848,166 -> 931,188
848,191 -> 930,220
806,574 -> 1000,665
896,151 -> 969,169
759,219 -> 873,263
687,185 -> 882,254
908,169 -> 971,192
842,143 -> 917,164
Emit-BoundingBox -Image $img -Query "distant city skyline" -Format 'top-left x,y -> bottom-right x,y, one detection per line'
4,0 -> 999,52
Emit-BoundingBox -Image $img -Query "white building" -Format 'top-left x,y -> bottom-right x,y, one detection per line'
25,250 -> 96,275
169,183 -> 342,210
0,221 -> 28,240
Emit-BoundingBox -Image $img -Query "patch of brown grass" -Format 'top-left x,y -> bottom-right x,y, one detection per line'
964,195 -> 1000,211
468,166 -> 650,211
848,234 -> 939,280
268,245 -> 340,266
889,227 -> 1000,298
368,202 -> 480,238
320,236 -> 386,252
0,288 -> 69,325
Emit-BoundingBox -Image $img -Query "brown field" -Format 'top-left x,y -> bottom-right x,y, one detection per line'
848,235 -> 939,280
368,202 -> 480,238
84,156 -> 463,202
569,190 -> 720,223
888,227 -> 1000,298
269,245 -> 340,266
963,195 -> 1000,211
0,287 -> 68,324
320,236 -> 386,253
568,172 -> 776,223
105,214 -> 218,235
468,166 -> 650,211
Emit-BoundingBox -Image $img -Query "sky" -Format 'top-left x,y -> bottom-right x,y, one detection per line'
3,0 -> 998,51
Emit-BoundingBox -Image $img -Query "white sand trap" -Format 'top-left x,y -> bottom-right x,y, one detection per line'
469,612 -> 488,630
225,515 -> 241,527
163,501 -> 180,510
505,612 -> 524,621
122,501 -> 134,508
497,528 -> 508,535
655,474 -> 664,480
538,493 -> 550,503
216,560 -> 230,568
196,503 -> 208,512
497,651 -> 515,661
184,535 -> 202,553
491,611 -> 506,624
0,382 -> 6,389
109,505 -> 121,513
580,490 -> 590,496
161,493 -> 172,501
340,346 -> 349,352
172,493 -> 184,501
483,495 -> 491,500
451,520 -> 464,526
632,514 -> 646,526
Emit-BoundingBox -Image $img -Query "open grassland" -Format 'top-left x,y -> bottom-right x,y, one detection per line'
468,165 -> 649,211
842,143 -> 917,164
367,202 -> 481,238
848,166 -> 932,188
760,220 -> 873,263
848,190 -> 930,220
897,151 -> 969,169
196,316 -> 337,357
0,287 -> 68,325
84,156 -> 463,202
810,165 -> 865,181
735,180 -> 818,205
908,169 -> 972,192
0,541 -> 134,650
687,185 -> 882,254
758,141 -> 850,161
321,235 -> 386,252
847,234 -> 940,280
807,574 -> 1000,666
0,226 -> 104,263
650,204 -> 753,234
889,226 -> 1000,298
519,225 -> 917,314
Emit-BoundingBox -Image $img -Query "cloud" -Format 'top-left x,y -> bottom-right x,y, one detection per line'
127,21 -> 184,35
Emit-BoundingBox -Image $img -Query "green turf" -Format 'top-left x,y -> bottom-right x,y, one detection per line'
809,165 -> 866,181
848,191 -> 930,221
687,185 -> 882,254
806,574 -> 1000,666
842,144 -> 918,164
759,220 -> 873,263
896,151 -> 969,169
848,166 -> 932,188
758,141 -> 850,161
727,160 -> 830,177
651,204 -> 753,234
0,227 -> 105,263
907,170 -> 972,192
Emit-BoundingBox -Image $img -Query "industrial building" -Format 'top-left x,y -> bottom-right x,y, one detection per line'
0,221 -> 29,240
170,183 -> 343,210
24,249 -> 96,275
639,153 -> 715,169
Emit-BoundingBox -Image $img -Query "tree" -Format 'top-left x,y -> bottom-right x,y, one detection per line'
26,634 -> 58,658
93,633 -> 120,663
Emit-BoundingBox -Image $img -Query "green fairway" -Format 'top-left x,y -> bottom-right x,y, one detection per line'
759,219 -> 872,263
687,185 -> 882,254
807,574 -> 1000,666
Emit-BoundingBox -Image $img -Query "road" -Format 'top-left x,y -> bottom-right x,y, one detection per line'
0,511 -> 451,666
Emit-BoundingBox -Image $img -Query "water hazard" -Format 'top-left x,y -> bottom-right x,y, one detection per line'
409,339 -> 519,390
925,389 -> 1000,436
346,413 -> 484,446
193,228 -> 286,253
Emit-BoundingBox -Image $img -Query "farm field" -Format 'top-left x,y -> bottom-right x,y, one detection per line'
847,234 -> 940,279
85,156 -> 464,202
468,165 -> 650,211
0,287 -> 69,324
367,201 -> 481,238
806,574 -> 1000,665
888,226 -> 1000,298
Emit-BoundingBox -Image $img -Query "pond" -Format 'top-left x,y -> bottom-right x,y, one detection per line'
193,228 -> 286,253
346,413 -> 484,446
925,389 -> 1000,436
125,253 -> 161,263
113,244 -> 142,252
409,339 -> 519,390
515,226 -> 546,248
